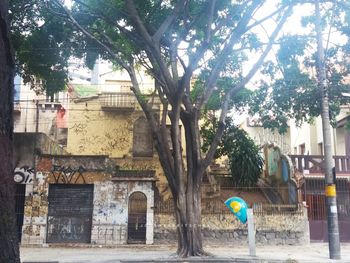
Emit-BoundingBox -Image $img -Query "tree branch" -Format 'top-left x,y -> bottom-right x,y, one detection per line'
52,0 -> 130,70
245,4 -> 286,32
180,0 -> 218,98
194,0 -> 264,112
125,0 -> 176,94
153,0 -> 189,42
128,64 -> 177,191
170,42 -> 179,83
201,5 -> 293,170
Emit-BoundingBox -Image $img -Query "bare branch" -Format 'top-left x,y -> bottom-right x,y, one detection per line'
205,0 -> 217,43
170,42 -> 179,83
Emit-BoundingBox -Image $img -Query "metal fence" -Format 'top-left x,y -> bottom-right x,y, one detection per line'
154,199 -> 303,215
154,186 -> 303,215
303,178 -> 350,221
253,203 -> 304,215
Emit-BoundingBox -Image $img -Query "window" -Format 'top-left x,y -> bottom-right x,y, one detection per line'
133,117 -> 153,157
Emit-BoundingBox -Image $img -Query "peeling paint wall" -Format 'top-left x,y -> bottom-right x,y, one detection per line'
92,181 -> 154,245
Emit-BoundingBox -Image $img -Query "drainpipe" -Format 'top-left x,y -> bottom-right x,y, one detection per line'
32,100 -> 39,186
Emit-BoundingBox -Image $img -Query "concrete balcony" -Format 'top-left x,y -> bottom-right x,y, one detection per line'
99,92 -> 136,111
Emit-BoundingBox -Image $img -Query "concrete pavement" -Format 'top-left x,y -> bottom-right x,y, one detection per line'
21,243 -> 350,263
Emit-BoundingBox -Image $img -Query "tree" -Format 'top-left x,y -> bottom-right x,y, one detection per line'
38,0 -> 293,256
250,2 -> 350,132
0,0 -> 21,262
201,116 -> 264,187
314,0 -> 340,258
12,0 -> 292,257
249,2 -> 350,259
9,0 -> 76,95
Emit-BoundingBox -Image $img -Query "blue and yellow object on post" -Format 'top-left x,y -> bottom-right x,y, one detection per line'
224,197 -> 248,224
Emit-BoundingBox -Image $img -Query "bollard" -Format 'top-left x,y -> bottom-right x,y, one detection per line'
247,208 -> 256,257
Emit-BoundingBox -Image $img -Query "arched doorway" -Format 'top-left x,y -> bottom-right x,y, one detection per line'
128,192 -> 147,243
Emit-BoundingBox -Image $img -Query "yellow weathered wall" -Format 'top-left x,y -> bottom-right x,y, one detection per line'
66,96 -> 173,199
67,97 -> 136,157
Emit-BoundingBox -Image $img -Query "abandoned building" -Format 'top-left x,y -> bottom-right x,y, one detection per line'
13,68 -> 348,247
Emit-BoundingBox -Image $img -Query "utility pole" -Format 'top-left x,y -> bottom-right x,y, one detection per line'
315,0 -> 341,259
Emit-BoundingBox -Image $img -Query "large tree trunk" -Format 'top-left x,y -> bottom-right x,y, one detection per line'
0,1 -> 20,262
169,112 -> 207,257
174,172 -> 205,257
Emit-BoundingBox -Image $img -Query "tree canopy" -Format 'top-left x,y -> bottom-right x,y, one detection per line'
249,2 -> 350,133
10,0 -> 73,94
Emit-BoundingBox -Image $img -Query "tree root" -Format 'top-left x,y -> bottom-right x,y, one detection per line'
177,247 -> 212,258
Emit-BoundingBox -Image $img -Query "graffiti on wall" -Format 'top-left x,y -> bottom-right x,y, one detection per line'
14,166 -> 34,184
51,165 -> 86,184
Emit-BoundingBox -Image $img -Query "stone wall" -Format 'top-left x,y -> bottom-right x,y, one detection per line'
154,209 -> 309,246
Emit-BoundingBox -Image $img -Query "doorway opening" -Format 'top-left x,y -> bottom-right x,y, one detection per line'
128,192 -> 147,243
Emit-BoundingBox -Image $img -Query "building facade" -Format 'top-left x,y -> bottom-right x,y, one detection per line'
14,67 -> 310,246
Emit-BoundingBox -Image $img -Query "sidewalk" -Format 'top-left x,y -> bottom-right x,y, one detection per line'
21,243 -> 350,263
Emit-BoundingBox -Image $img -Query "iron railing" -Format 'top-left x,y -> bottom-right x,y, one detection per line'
289,154 -> 350,174
302,178 -> 350,221
99,92 -> 136,110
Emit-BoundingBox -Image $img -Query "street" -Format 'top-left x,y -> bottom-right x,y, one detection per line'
21,243 -> 350,263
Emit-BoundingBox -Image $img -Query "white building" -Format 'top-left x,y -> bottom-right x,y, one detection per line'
290,107 -> 350,156
13,75 -> 69,146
